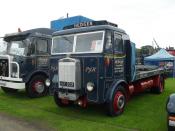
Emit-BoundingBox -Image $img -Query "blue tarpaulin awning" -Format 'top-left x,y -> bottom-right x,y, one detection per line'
144,49 -> 175,77
144,49 -> 175,61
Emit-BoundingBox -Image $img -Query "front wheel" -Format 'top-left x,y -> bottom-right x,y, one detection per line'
1,87 -> 18,93
26,75 -> 48,98
54,91 -> 70,107
107,85 -> 126,116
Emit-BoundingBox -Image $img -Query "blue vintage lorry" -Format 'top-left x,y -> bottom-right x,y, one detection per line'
0,28 -> 54,98
49,20 -> 165,116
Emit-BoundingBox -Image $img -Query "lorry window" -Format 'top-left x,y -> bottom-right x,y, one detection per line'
0,39 -> 7,55
52,35 -> 74,54
105,31 -> 112,52
36,39 -> 48,54
75,32 -> 103,53
114,33 -> 123,53
52,31 -> 104,54
29,43 -> 35,55
9,40 -> 28,56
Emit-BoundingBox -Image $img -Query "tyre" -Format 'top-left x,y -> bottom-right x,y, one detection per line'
26,75 -> 48,98
107,85 -> 126,116
54,91 -> 70,107
1,87 -> 18,93
168,126 -> 175,131
151,75 -> 164,94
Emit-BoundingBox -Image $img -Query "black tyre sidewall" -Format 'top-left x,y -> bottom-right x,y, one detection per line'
54,91 -> 69,107
157,75 -> 164,93
168,126 -> 175,131
152,75 -> 164,94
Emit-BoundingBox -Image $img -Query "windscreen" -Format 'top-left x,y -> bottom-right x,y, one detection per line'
0,38 -> 7,55
7,38 -> 31,56
52,31 -> 104,54
52,35 -> 74,53
9,41 -> 28,56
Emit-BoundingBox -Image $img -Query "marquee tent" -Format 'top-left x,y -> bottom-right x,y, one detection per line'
144,49 -> 175,77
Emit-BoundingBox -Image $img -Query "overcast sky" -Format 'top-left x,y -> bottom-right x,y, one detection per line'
0,0 -> 175,48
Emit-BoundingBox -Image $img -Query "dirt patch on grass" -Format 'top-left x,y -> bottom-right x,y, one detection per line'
0,113 -> 55,131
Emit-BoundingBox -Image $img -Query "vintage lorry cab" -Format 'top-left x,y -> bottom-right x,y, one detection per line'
50,21 -> 165,116
0,28 -> 54,98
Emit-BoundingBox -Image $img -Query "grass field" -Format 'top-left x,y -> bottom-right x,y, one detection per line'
0,78 -> 175,131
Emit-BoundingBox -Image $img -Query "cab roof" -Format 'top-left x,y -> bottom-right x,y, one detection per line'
4,28 -> 54,42
53,20 -> 126,36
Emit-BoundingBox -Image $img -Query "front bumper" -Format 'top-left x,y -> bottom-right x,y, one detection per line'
169,116 -> 175,126
0,77 -> 25,89
168,115 -> 175,131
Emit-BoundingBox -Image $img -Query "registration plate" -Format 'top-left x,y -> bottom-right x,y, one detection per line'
60,81 -> 74,87
169,120 -> 175,126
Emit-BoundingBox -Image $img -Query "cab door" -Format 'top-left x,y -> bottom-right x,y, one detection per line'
35,38 -> 50,69
113,32 -> 125,79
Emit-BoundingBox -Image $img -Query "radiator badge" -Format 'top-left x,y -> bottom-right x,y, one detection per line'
51,66 -> 58,72
85,67 -> 96,74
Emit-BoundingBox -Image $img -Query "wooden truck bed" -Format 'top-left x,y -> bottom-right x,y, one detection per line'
135,65 -> 164,81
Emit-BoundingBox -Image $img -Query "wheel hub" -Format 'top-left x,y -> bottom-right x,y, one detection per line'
117,95 -> 125,109
34,82 -> 44,93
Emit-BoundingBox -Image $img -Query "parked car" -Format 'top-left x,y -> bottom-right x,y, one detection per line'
167,93 -> 175,131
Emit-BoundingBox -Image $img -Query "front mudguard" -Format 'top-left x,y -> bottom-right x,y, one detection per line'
105,79 -> 127,103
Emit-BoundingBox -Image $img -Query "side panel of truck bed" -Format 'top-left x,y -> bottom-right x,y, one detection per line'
135,68 -> 164,81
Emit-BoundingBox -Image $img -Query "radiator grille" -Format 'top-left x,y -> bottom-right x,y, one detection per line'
0,59 -> 9,77
58,58 -> 81,90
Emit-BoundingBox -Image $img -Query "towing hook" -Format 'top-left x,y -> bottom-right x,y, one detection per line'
66,89 -> 68,95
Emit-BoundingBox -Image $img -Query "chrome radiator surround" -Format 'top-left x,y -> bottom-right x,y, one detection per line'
58,57 -> 81,90
0,55 -> 20,79
0,58 -> 9,77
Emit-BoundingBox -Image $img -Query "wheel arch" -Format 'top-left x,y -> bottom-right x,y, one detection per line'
105,79 -> 130,103
26,71 -> 49,85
